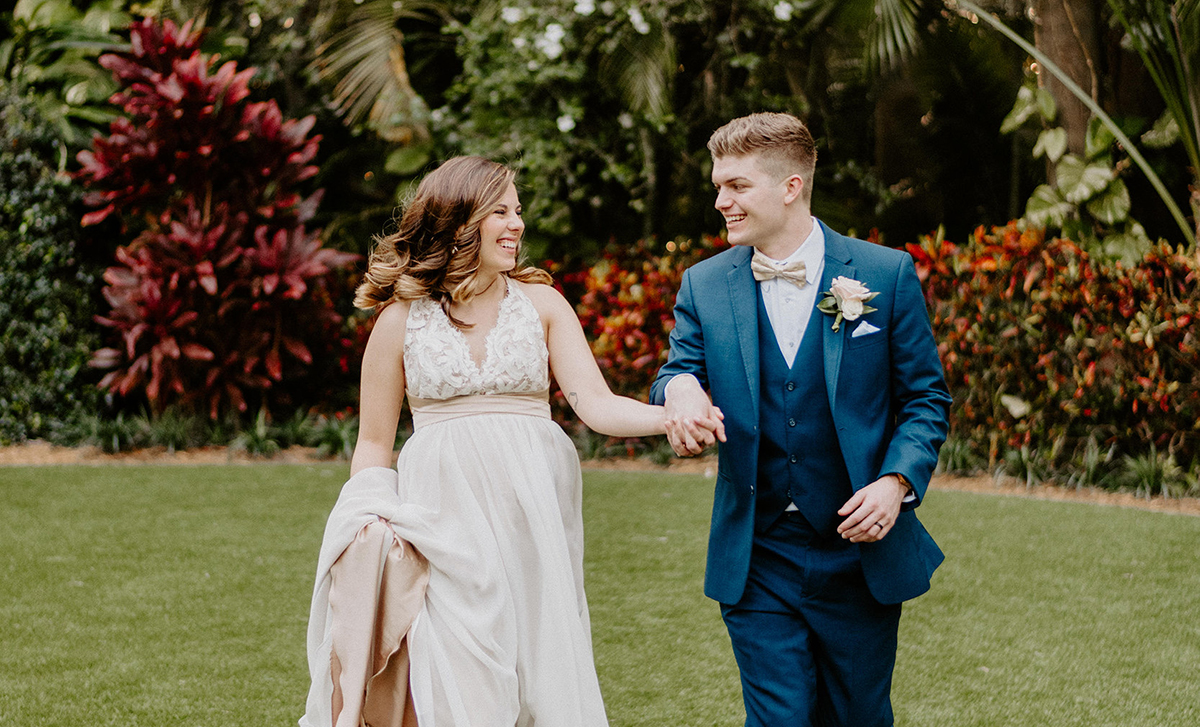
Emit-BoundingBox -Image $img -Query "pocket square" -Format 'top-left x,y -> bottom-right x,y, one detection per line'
851,321 -> 881,338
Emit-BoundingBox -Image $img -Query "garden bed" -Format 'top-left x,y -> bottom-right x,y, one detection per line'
3,441 -> 1197,517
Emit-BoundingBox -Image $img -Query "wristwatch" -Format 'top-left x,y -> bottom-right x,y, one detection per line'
894,473 -> 913,494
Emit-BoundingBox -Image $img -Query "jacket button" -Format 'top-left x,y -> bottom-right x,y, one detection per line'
788,418 -> 796,427
786,382 -> 795,391
789,455 -> 798,464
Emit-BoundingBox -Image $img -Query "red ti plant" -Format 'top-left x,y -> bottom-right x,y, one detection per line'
78,18 -> 357,418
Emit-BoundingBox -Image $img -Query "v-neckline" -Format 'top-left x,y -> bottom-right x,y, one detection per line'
446,279 -> 512,373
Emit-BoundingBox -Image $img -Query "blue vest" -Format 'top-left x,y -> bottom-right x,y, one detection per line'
755,287 -> 853,534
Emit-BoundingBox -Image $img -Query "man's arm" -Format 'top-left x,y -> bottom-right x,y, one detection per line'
838,254 -> 950,543
877,254 -> 952,504
651,269 -> 726,455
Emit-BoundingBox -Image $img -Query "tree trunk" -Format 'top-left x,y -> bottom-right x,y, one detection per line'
1032,0 -> 1102,156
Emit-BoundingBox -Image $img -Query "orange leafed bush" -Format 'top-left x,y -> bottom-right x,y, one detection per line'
909,222 -> 1200,464
554,235 -> 729,403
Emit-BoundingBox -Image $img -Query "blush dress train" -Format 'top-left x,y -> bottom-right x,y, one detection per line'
387,278 -> 607,726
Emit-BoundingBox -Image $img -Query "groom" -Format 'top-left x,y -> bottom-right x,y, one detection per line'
652,112 -> 951,727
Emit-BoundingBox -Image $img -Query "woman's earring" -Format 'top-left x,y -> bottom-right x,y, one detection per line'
452,246 -> 459,254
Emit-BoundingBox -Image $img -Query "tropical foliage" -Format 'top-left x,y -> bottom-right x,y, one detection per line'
2,0 -> 1200,493
76,18 -> 357,419
0,89 -> 102,443
1106,0 -> 1200,242
556,234 -> 728,400
1002,82 -> 1152,263
433,0 -> 1027,257
0,0 -> 128,149
909,222 -> 1200,473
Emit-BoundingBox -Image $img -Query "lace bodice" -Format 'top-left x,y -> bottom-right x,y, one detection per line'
404,278 -> 550,401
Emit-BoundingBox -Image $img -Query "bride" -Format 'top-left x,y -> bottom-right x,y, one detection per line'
301,156 -> 716,727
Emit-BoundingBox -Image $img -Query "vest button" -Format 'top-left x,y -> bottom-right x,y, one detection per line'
789,455 -> 798,464
786,382 -> 795,391
788,418 -> 796,427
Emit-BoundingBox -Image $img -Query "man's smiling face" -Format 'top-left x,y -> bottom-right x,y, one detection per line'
711,153 -> 800,253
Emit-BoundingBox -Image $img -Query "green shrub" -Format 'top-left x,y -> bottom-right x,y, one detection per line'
0,89 -> 102,443
66,411 -> 150,454
1118,445 -> 1187,500
145,408 -> 208,453
232,409 -> 281,458
314,411 -> 359,460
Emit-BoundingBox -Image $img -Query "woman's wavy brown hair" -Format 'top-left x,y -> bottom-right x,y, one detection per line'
353,156 -> 552,326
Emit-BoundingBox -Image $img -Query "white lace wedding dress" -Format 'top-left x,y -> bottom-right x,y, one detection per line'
393,278 -> 608,726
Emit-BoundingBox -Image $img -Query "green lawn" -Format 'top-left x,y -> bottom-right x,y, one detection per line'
1,464 -> 1197,726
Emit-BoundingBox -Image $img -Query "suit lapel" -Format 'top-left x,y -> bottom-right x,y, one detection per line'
820,224 -> 854,417
726,247 -> 760,418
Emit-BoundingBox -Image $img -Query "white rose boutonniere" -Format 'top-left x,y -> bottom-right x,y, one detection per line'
818,276 -> 879,332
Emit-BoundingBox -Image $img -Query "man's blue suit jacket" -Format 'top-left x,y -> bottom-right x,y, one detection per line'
650,222 -> 952,606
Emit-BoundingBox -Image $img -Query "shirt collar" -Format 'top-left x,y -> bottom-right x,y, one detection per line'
769,217 -> 824,285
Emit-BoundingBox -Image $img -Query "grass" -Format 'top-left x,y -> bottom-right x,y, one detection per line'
1,465 -> 1198,726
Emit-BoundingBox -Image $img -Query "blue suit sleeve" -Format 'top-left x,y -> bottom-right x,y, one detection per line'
650,269 -> 708,405
878,254 -> 952,505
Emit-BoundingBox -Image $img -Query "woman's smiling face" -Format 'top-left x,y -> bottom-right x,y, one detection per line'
477,182 -> 524,276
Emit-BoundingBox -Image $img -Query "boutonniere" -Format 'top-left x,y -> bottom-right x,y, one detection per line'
817,276 -> 879,332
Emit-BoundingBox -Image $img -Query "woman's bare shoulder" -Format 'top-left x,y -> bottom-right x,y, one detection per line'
367,299 -> 413,348
515,279 -> 571,314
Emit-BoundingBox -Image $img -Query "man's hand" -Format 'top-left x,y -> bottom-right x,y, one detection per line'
663,375 -> 726,456
836,475 -> 907,543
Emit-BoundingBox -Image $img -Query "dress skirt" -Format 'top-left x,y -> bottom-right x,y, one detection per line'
391,412 -> 607,727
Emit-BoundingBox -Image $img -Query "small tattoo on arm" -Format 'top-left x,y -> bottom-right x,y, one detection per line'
568,392 -> 579,410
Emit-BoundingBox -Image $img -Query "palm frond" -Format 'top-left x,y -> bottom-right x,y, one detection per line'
867,0 -> 922,72
1107,0 -> 1200,188
312,0 -> 445,138
600,20 -> 676,123
798,0 -> 925,74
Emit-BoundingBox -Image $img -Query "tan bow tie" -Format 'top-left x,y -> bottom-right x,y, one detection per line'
750,250 -> 808,288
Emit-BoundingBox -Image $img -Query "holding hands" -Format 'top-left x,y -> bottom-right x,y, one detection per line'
662,374 -> 726,457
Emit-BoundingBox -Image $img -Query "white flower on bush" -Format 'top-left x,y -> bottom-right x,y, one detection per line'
618,112 -> 634,129
574,0 -> 595,15
512,36 -> 528,49
535,23 -> 566,59
500,6 -> 524,23
557,114 -> 577,132
773,1 -> 794,21
600,1 -> 616,15
628,6 -> 651,34
817,276 -> 879,331
1000,394 -> 1031,419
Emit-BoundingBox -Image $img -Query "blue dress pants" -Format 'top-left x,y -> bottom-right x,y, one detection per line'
720,511 -> 902,727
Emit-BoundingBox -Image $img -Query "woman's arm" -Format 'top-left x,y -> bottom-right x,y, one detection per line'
349,301 -> 410,476
525,284 -> 666,438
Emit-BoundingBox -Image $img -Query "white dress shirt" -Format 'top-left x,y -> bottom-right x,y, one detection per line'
758,219 -> 825,367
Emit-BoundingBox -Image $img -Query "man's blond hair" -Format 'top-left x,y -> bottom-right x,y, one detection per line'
708,112 -> 817,202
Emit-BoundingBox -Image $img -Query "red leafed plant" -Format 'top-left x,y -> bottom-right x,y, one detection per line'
78,18 -> 358,418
